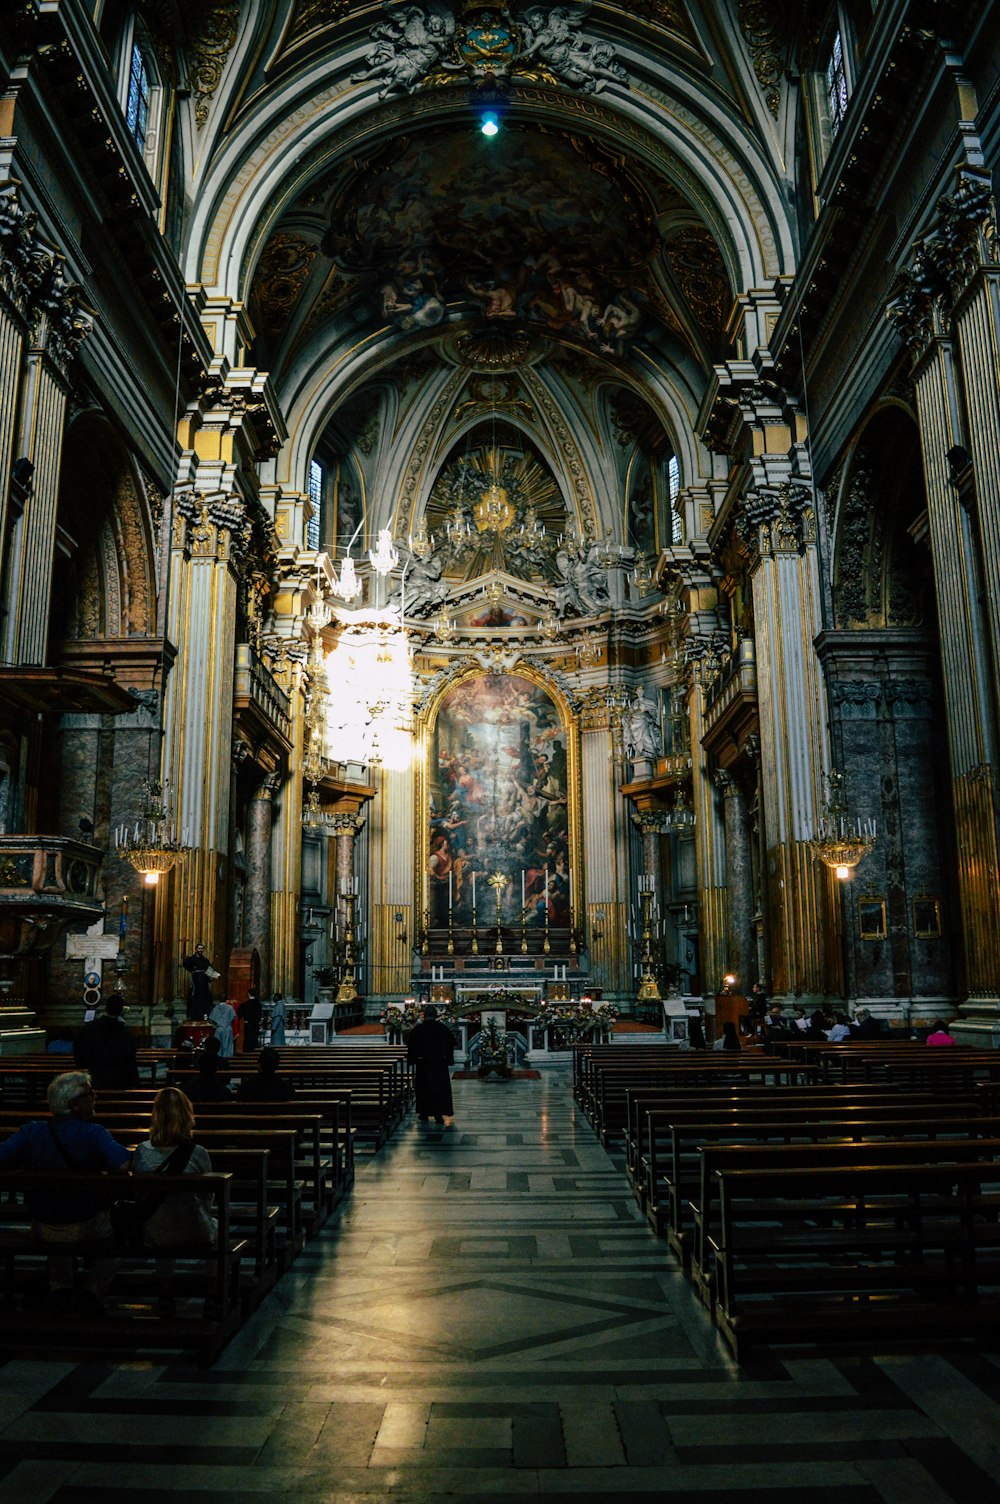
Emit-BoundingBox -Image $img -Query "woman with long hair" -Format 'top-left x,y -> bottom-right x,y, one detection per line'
132,1087 -> 217,1314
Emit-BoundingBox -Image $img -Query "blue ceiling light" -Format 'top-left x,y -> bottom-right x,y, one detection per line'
481,110 -> 500,137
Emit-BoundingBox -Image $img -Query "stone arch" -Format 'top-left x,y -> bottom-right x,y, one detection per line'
50,413 -> 157,655
832,406 -> 931,632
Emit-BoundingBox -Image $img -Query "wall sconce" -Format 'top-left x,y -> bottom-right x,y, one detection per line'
592,906 -> 606,943
394,909 -> 407,945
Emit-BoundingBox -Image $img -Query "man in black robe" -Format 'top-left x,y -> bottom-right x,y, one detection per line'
238,990 -> 263,1052
74,997 -> 139,1088
182,943 -> 213,1021
406,1005 -> 455,1126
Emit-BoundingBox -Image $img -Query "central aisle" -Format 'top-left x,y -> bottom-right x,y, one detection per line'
5,1068 -> 1000,1502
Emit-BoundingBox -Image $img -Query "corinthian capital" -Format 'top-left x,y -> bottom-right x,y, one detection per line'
30,256 -> 95,374
737,482 -> 814,561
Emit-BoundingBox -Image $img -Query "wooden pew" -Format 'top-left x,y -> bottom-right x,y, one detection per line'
0,1168 -> 244,1366
709,1158 -> 1000,1360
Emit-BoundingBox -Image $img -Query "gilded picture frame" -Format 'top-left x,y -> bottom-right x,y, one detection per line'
857,896 -> 887,941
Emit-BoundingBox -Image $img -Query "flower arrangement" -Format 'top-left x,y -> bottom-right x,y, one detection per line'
477,1017 -> 512,1079
533,1000 -> 618,1039
380,1004 -> 423,1036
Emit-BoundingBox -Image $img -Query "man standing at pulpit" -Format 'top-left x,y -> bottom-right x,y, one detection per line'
407,1005 -> 455,1127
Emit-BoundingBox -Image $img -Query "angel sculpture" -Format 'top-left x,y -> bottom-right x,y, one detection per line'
520,6 -> 629,94
352,4 -> 457,98
388,546 -> 450,619
553,534 -> 611,618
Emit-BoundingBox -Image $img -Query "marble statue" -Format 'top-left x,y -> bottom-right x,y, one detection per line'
554,534 -> 611,617
351,4 -> 456,98
624,687 -> 659,761
520,6 -> 629,93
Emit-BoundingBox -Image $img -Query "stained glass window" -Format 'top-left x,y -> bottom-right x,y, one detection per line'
826,30 -> 849,136
668,454 -> 682,543
308,459 -> 322,550
126,40 -> 150,151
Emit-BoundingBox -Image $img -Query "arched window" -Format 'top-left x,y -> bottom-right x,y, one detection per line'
668,454 -> 682,544
115,16 -> 166,191
307,459 -> 323,551
125,37 -> 151,151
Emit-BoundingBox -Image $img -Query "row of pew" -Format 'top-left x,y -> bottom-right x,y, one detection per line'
574,1041 -> 1000,1360
0,1046 -> 412,1365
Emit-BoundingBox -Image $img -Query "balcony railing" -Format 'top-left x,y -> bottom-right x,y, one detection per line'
234,643 -> 291,747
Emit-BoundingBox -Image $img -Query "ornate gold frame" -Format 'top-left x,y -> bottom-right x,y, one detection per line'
414,662 -> 582,937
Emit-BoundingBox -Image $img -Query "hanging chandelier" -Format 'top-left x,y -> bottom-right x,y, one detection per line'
809,770 -> 876,880
368,527 -> 399,576
332,554 -> 362,602
115,780 -> 188,886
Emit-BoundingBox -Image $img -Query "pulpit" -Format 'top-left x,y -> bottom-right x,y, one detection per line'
712,993 -> 747,1044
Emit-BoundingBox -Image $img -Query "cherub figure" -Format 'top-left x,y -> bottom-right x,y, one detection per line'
352,4 -> 456,98
520,6 -> 629,93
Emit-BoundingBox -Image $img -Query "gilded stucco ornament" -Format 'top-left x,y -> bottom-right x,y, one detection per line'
736,0 -> 785,118
30,257 -> 95,376
351,2 -> 629,97
887,164 -> 998,357
188,0 -> 241,129
0,179 -> 41,313
737,482 -> 813,563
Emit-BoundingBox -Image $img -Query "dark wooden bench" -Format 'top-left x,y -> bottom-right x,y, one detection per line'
691,1134 -> 1000,1312
0,1168 -> 244,1366
646,1105 -> 990,1258
709,1158 -> 1000,1360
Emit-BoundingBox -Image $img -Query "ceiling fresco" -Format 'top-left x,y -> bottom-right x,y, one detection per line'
317,127 -> 656,354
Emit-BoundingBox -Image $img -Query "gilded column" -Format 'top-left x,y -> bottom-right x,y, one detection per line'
888,172 -> 1000,1025
739,484 -> 831,1001
161,490 -> 247,990
579,689 -> 630,997
4,256 -> 93,665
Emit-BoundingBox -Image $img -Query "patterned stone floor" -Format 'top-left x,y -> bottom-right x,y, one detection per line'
2,1067 -> 1000,1502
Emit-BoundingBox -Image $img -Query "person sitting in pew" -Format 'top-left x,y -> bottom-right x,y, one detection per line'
74,997 -> 140,1088
826,1011 -> 852,1042
132,1087 -> 217,1314
183,1037 -> 233,1102
926,1019 -> 956,1046
0,1070 -> 131,1311
236,1047 -> 297,1102
850,1007 -> 880,1039
713,1021 -> 742,1052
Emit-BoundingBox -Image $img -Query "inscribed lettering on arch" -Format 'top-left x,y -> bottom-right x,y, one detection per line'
427,674 -> 572,931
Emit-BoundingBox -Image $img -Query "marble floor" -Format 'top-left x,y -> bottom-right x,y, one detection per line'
2,1067 -> 1000,1503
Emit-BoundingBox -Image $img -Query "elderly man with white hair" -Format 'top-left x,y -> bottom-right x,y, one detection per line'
0,1070 -> 131,1311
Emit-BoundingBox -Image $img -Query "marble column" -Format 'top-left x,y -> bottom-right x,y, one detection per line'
580,693 -> 631,997
742,485 -> 831,1001
632,810 -> 665,914
888,169 -> 1000,1026
245,775 -> 279,999
333,810 -> 365,944
715,769 -> 755,993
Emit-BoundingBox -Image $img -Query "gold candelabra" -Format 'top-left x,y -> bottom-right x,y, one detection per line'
471,902 -> 479,954
636,886 -> 661,1003
488,871 -> 509,955
520,902 -> 528,954
337,890 -> 359,1003
447,901 -> 455,955
420,907 -> 429,957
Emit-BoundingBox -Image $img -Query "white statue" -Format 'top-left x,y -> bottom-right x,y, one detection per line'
520,6 -> 629,94
352,4 -> 456,98
389,547 -> 449,618
553,534 -> 611,617
624,687 -> 659,761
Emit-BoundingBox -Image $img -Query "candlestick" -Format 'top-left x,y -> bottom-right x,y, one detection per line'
521,869 -> 525,909
448,871 -> 453,910
472,871 -> 476,908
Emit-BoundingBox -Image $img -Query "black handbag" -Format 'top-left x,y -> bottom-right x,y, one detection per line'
111,1141 -> 195,1252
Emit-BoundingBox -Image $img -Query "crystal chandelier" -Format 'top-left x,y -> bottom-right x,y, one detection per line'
410,517 -> 432,559
540,610 -> 559,641
809,770 -> 876,880
115,780 -> 188,886
432,606 -> 456,641
332,554 -> 362,602
369,527 -> 399,576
